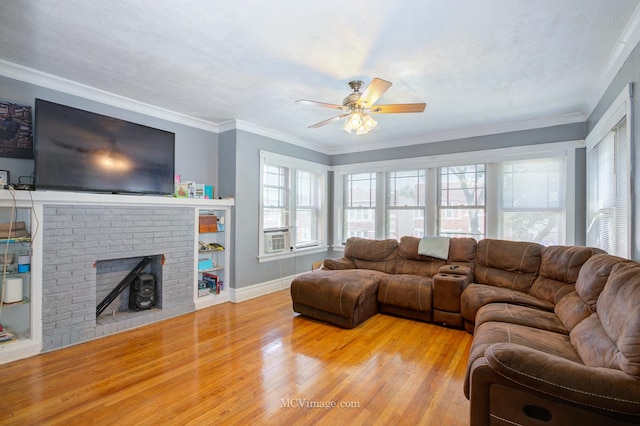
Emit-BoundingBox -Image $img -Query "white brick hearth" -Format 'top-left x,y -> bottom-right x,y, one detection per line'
42,204 -> 195,351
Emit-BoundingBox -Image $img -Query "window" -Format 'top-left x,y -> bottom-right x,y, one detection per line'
587,111 -> 630,257
386,170 -> 426,239
439,164 -> 485,239
343,172 -> 376,240
500,158 -> 565,244
334,142 -> 575,246
296,170 -> 321,247
263,164 -> 289,229
260,151 -> 327,259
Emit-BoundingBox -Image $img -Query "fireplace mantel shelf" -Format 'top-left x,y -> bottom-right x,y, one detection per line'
0,190 -> 234,208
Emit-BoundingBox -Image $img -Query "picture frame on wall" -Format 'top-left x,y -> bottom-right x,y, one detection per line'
0,100 -> 33,159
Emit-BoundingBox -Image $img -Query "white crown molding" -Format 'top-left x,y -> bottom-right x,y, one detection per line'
232,119 -> 333,154
0,59 -> 221,132
326,112 -> 586,155
581,3 -> 640,118
0,59 -> 590,157
216,120 -> 237,133
0,59 -> 331,153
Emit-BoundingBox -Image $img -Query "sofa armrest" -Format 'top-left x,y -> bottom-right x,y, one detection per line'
321,257 -> 356,270
471,342 -> 640,419
433,270 -> 470,313
438,264 -> 472,277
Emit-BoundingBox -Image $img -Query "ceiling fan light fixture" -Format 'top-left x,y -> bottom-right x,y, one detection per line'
299,77 -> 425,134
363,114 -> 377,131
347,112 -> 363,128
343,112 -> 377,135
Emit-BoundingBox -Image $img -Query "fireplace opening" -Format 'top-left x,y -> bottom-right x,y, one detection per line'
95,254 -> 164,326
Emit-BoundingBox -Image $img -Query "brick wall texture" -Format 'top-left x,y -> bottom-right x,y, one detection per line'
41,205 -> 195,351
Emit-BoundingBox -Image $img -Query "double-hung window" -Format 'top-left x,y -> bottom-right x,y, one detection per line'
586,85 -> 632,258
343,172 -> 377,240
263,164 -> 289,230
386,170 -> 426,239
500,157 -> 565,244
296,170 -> 321,248
260,151 -> 327,259
439,164 -> 485,239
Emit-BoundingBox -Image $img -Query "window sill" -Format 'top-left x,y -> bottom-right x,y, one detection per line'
257,245 -> 329,263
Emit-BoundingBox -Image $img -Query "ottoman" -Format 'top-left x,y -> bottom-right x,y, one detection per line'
290,269 -> 386,328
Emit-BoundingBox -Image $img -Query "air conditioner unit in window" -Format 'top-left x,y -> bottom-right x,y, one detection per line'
264,229 -> 290,253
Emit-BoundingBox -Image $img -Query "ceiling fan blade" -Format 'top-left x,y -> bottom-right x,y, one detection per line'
296,99 -> 343,109
358,78 -> 392,107
370,103 -> 426,114
308,113 -> 350,128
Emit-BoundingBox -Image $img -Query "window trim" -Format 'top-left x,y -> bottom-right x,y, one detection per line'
258,150 -> 329,262
497,156 -> 567,244
332,141 -> 579,247
585,83 -> 634,257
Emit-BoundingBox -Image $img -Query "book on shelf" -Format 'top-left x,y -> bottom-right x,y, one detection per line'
202,272 -> 221,294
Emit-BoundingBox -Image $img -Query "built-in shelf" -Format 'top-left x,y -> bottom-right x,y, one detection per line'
195,207 -> 231,309
0,189 -> 234,364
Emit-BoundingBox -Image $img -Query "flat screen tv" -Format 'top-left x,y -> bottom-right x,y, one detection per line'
34,99 -> 175,195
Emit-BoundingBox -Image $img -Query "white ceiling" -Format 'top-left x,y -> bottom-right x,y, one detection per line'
1,0 -> 639,154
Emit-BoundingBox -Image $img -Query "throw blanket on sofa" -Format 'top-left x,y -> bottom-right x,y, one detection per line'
418,236 -> 450,259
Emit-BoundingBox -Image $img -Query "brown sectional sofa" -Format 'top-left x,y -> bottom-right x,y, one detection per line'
290,236 -> 640,425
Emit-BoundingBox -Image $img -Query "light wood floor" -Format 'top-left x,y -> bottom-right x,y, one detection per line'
0,290 -> 473,425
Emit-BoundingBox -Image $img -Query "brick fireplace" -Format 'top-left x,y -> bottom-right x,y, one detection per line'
41,204 -> 195,351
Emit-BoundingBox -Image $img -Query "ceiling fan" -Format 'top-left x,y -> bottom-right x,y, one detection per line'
296,78 -> 426,135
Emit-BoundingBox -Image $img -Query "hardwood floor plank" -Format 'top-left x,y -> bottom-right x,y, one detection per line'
0,290 -> 472,425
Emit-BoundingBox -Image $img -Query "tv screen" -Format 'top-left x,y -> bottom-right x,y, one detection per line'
34,99 -> 175,195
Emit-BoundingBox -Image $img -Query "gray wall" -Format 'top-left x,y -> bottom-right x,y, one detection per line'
332,123 -> 586,165
219,129 -> 331,289
0,75 -> 219,188
587,40 -> 640,260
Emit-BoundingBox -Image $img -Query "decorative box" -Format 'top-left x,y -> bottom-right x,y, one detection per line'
198,258 -> 213,271
199,215 -> 218,233
204,185 -> 214,199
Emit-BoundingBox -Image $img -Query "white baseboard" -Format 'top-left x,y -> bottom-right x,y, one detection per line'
229,273 -> 297,303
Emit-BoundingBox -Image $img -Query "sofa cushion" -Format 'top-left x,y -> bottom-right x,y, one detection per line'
345,237 -> 398,274
575,253 -> 631,310
395,236 -> 476,277
395,258 -> 443,277
554,291 -> 592,331
447,237 -> 477,268
396,236 -> 444,275
474,239 -> 542,292
528,245 -> 601,305
594,263 -> 640,378
461,283 -> 555,326
398,236 -> 444,261
465,321 -> 582,397
475,303 -> 568,334
378,274 -> 433,313
571,262 -> 640,379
